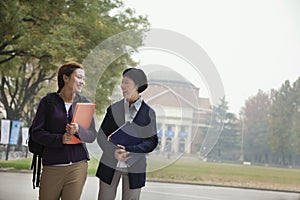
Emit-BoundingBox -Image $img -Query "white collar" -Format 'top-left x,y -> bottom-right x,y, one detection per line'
124,97 -> 143,111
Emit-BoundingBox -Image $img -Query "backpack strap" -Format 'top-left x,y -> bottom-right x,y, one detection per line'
31,154 -> 37,189
36,155 -> 42,187
46,92 -> 57,113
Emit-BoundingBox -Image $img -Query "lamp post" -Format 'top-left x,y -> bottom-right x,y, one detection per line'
239,117 -> 245,162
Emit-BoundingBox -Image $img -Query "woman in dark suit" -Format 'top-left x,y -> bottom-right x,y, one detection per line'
96,68 -> 158,200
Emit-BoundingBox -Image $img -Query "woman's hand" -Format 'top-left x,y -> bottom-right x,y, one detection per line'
62,132 -> 72,144
66,123 -> 79,135
117,144 -> 126,151
114,147 -> 129,162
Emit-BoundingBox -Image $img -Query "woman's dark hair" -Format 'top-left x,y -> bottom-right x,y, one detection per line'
122,68 -> 148,93
57,62 -> 83,93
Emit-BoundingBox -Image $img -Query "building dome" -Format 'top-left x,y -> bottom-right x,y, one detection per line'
146,66 -> 196,88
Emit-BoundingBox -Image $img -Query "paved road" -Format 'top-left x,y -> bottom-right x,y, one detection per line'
0,172 -> 299,200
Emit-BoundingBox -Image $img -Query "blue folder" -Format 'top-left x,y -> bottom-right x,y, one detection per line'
108,122 -> 142,146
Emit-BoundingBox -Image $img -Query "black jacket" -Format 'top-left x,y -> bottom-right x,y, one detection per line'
96,99 -> 158,189
31,93 -> 97,166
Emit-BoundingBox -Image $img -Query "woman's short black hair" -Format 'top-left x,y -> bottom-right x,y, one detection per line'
122,68 -> 148,93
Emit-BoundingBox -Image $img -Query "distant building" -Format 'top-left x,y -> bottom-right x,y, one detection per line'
141,68 -> 212,154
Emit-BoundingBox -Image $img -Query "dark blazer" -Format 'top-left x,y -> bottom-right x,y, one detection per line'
96,99 -> 158,189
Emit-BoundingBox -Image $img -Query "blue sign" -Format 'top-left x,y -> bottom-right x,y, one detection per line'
9,120 -> 21,145
165,130 -> 174,137
179,131 -> 188,138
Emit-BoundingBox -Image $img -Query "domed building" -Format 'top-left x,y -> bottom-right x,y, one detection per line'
141,67 -> 212,155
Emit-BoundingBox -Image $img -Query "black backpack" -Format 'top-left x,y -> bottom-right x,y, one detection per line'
28,92 -> 56,189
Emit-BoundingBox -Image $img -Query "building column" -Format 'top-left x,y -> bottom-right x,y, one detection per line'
186,126 -> 192,154
173,125 -> 179,153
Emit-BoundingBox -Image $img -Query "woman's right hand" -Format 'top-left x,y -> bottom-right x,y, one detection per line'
62,132 -> 72,144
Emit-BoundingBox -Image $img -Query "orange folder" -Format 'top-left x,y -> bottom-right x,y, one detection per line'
66,102 -> 96,144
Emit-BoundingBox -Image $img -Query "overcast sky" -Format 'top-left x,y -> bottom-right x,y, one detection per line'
122,0 -> 300,114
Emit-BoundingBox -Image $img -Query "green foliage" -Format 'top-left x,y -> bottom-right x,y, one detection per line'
243,90 -> 271,163
243,78 -> 300,166
208,97 -> 240,161
290,78 -> 300,154
0,0 -> 149,124
0,158 -> 31,170
269,81 -> 293,152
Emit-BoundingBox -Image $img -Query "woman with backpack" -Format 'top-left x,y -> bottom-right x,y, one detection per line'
30,62 -> 97,200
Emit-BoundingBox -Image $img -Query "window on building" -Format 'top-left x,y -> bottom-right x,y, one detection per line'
167,125 -> 174,131
180,126 -> 186,132
179,138 -> 186,153
165,124 -> 175,137
165,137 -> 172,152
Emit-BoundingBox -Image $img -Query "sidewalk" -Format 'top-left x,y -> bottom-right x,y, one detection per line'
1,171 -> 300,200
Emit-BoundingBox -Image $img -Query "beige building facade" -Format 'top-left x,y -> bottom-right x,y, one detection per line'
141,69 -> 212,155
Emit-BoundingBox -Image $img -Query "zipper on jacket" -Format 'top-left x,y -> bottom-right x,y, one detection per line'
65,103 -> 72,163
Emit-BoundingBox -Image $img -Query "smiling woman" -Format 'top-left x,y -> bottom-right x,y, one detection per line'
57,62 -> 86,96
96,67 -> 158,200
30,61 -> 97,200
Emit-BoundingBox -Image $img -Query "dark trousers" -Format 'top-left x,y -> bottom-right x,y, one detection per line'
98,169 -> 141,200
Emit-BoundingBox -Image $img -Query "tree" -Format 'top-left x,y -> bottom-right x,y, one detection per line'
290,78 -> 300,155
268,80 -> 293,165
207,97 -> 240,161
221,112 -> 240,160
242,89 -> 271,163
0,0 -> 149,125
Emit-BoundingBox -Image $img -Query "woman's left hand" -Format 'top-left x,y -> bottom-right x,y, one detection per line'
114,148 -> 129,162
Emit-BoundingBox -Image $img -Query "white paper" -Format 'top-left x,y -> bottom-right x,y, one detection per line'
0,120 -> 11,144
22,127 -> 29,146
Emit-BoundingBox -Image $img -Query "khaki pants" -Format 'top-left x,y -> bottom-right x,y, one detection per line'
39,161 -> 88,200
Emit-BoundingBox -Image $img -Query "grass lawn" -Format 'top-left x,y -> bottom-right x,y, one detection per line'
0,157 -> 99,175
147,158 -> 300,192
1,157 -> 299,192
